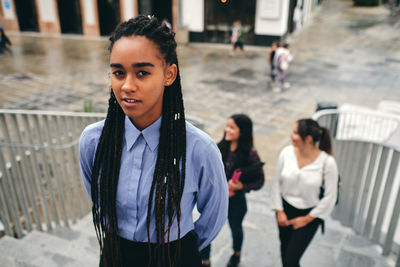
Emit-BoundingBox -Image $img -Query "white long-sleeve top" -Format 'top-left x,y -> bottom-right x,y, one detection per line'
272,145 -> 338,220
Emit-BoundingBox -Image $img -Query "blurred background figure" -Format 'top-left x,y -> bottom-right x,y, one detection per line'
201,114 -> 264,267
0,24 -> 12,55
273,43 -> 293,92
272,118 -> 338,267
230,20 -> 247,56
268,40 -> 280,86
162,19 -> 172,30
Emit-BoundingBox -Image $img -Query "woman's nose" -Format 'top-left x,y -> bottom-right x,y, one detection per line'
121,75 -> 137,92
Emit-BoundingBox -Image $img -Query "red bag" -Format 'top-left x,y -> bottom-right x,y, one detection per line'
229,169 -> 242,193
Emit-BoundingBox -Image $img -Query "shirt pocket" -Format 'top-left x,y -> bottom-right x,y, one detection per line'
181,172 -> 198,203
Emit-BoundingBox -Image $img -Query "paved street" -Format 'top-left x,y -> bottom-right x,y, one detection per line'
1,0 -> 400,266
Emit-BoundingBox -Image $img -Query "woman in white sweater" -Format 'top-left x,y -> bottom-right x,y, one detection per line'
272,118 -> 338,267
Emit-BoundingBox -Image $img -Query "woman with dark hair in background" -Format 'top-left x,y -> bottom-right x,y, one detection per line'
79,15 -> 228,267
268,40 -> 280,84
201,114 -> 264,267
272,119 -> 338,267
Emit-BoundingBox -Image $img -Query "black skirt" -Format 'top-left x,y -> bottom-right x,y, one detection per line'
100,231 -> 202,267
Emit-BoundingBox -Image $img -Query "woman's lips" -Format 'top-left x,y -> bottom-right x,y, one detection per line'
123,98 -> 141,108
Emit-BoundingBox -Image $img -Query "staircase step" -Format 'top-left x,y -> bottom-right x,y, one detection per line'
0,254 -> 36,267
70,213 -> 95,235
22,230 -> 99,265
0,236 -> 92,266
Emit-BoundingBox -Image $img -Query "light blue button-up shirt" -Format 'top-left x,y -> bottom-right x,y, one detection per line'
79,116 -> 228,250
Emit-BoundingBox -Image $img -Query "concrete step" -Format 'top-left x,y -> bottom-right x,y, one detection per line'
69,213 -> 95,235
0,253 -> 36,267
0,235 -> 92,267
22,230 -> 99,266
0,213 -> 100,267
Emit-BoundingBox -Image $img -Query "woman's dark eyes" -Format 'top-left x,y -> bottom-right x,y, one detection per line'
137,70 -> 149,77
112,70 -> 149,78
112,70 -> 124,77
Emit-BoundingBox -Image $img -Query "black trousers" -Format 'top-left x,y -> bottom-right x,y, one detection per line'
199,193 -> 247,261
100,231 -> 202,267
228,193 -> 247,253
278,199 -> 321,267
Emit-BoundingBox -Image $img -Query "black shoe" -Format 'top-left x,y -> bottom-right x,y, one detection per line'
227,254 -> 240,267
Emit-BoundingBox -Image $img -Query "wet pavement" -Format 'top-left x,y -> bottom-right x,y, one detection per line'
1,0 -> 400,266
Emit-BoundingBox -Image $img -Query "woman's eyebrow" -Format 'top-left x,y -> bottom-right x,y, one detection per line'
110,62 -> 155,68
132,62 -> 155,68
110,63 -> 123,68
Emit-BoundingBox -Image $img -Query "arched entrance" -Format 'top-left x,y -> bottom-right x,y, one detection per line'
57,0 -> 83,34
204,0 -> 256,44
98,0 -> 121,36
14,0 -> 39,32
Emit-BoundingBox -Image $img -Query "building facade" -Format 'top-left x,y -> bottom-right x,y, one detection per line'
0,0 -> 322,45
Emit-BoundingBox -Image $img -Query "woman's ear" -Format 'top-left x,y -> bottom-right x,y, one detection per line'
305,135 -> 313,144
164,64 -> 177,86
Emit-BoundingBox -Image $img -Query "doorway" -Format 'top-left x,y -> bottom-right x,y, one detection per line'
14,0 -> 39,32
138,0 -> 172,25
287,0 -> 298,33
204,0 -> 256,44
57,0 -> 83,34
98,0 -> 121,36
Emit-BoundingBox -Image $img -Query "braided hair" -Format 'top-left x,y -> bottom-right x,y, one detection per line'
297,118 -> 332,155
90,15 -> 186,267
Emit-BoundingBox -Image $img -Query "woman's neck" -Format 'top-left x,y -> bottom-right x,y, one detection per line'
296,144 -> 319,158
230,141 -> 238,152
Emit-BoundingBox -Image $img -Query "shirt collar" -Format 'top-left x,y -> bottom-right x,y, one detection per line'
124,115 -> 161,152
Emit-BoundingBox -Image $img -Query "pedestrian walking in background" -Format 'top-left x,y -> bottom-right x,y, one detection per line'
273,43 -> 293,92
201,114 -> 264,267
79,15 -> 228,267
161,19 -> 172,30
0,24 -> 12,55
268,40 -> 280,85
272,119 -> 338,267
230,20 -> 247,56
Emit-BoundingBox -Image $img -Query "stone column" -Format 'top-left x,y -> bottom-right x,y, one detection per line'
0,0 -> 19,31
80,0 -> 100,36
172,0 -> 178,31
120,0 -> 138,21
35,0 -> 61,34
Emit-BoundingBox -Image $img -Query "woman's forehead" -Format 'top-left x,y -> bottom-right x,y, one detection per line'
110,36 -> 164,63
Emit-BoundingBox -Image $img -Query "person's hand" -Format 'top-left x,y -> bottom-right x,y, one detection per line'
229,190 -> 236,198
228,180 -> 244,191
276,210 -> 290,227
289,215 -> 315,230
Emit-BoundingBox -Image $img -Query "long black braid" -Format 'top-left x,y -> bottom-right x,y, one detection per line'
90,15 -> 186,267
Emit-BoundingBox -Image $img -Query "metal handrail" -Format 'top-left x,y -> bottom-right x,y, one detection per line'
314,109 -> 400,263
312,108 -> 400,143
0,110 -> 105,237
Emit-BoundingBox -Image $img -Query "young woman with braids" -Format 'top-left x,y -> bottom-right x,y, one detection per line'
200,114 -> 265,267
79,15 -> 228,267
272,119 -> 338,267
